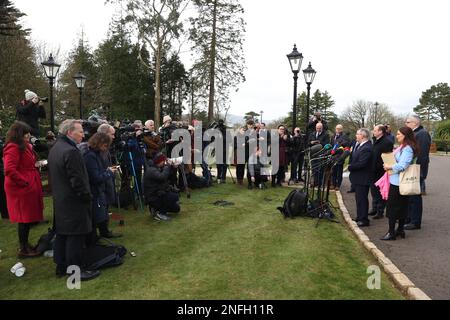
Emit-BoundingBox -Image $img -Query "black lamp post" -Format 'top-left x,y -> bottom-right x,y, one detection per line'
374,101 -> 379,126
287,44 -> 303,133
41,54 -> 61,133
73,72 -> 87,119
260,110 -> 264,124
303,62 -> 317,143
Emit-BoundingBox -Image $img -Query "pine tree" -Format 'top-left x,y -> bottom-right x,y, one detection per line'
95,19 -> 154,121
189,0 -> 246,123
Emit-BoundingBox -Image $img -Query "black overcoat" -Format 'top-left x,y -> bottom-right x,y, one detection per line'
48,136 -> 92,235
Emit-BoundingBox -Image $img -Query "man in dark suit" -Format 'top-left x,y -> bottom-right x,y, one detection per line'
370,125 -> 394,219
330,124 -> 350,190
348,128 -> 373,227
308,122 -> 330,147
405,115 -> 431,230
309,122 -> 330,187
48,119 -> 100,281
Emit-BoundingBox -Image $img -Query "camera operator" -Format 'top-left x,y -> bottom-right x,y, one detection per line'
288,127 -> 306,184
125,122 -> 146,196
160,116 -> 178,157
144,152 -> 181,222
160,116 -> 179,186
142,120 -> 163,159
307,112 -> 328,133
16,90 -> 47,137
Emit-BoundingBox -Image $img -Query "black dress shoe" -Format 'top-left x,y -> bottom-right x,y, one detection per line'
80,270 -> 101,281
404,224 -> 421,230
55,266 -> 68,278
347,190 -> 355,193
357,221 -> 370,227
368,210 -> 377,216
352,218 -> 359,222
395,230 -> 406,239
380,233 -> 396,241
372,214 -> 384,220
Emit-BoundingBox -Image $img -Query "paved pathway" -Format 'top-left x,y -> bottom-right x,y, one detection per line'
341,155 -> 450,299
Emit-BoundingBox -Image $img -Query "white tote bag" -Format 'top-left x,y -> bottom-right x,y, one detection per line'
399,163 -> 421,196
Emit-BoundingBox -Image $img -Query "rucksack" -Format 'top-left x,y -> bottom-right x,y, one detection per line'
84,238 -> 127,271
187,172 -> 209,189
35,227 -> 56,255
277,189 -> 308,219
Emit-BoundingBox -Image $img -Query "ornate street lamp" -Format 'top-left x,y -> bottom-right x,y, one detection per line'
73,72 -> 87,119
303,62 -> 317,142
287,44 -> 303,133
41,54 -> 61,133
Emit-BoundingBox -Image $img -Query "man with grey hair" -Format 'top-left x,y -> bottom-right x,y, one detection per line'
97,123 -> 115,140
331,124 -> 351,190
348,128 -> 373,227
405,115 -> 431,230
48,119 -> 100,281
142,119 -> 162,159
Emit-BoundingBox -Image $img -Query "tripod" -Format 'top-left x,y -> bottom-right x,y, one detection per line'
127,151 -> 144,212
178,164 -> 191,199
304,153 -> 340,227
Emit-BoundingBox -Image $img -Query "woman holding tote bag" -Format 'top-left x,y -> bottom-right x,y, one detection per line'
381,127 -> 419,241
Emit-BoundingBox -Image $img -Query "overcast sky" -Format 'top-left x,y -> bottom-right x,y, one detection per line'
13,0 -> 450,122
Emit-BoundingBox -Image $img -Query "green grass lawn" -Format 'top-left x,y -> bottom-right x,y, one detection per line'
0,182 -> 403,300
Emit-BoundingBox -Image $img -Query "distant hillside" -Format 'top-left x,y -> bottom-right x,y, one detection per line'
226,114 -> 245,125
225,114 -> 273,126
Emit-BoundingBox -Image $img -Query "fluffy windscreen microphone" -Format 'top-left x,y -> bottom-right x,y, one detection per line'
309,144 -> 323,157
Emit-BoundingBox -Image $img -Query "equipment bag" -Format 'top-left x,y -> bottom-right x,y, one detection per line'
277,189 -> 307,218
35,227 -> 56,255
84,238 -> 127,271
187,172 -> 209,189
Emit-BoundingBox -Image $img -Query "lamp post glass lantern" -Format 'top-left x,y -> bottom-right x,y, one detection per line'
303,62 -> 317,143
41,54 -> 61,133
73,72 -> 87,119
287,44 -> 303,133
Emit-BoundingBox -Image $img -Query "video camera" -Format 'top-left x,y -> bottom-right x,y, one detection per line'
39,97 -> 49,103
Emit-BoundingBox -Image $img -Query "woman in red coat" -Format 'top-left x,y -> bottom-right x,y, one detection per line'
3,121 -> 44,257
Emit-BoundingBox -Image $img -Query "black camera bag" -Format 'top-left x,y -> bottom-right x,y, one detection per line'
277,189 -> 307,218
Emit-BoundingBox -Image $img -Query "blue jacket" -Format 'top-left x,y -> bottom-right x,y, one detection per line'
389,145 -> 414,186
349,141 -> 373,186
84,149 -> 115,224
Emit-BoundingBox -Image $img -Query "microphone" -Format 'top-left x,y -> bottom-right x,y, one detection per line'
332,149 -> 351,163
311,144 -> 332,158
308,144 -> 323,157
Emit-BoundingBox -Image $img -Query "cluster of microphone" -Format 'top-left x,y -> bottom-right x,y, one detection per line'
308,143 -> 351,168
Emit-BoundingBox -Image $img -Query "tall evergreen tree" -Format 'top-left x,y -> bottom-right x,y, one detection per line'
58,34 -> 100,119
0,0 -> 28,36
95,19 -> 154,121
0,0 -> 47,133
414,83 -> 450,121
160,53 -> 188,120
189,0 -> 246,123
108,0 -> 188,128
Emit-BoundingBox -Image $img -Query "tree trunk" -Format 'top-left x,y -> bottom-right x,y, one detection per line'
154,46 -> 162,129
208,0 -> 218,124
